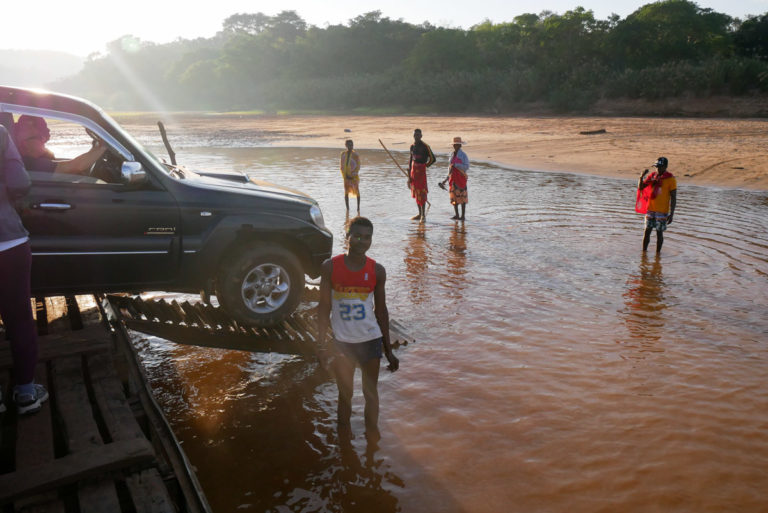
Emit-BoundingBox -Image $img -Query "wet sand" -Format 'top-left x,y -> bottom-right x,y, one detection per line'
199,114 -> 768,190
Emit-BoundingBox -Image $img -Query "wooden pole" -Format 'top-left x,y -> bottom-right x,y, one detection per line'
378,139 -> 409,178
378,138 -> 431,210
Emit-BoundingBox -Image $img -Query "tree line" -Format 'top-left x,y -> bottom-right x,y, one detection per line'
52,0 -> 768,113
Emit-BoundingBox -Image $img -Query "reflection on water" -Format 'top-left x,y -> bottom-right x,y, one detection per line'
403,223 -> 431,307
446,224 -> 468,302
622,253 -> 666,347
125,135 -> 768,513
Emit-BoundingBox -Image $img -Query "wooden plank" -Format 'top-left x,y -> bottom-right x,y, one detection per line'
50,355 -> 121,511
125,468 -> 176,513
35,297 -> 48,336
13,365 -> 65,513
65,295 -> 83,331
15,364 -> 55,466
78,479 -> 122,513
86,353 -> 145,442
0,437 -> 154,503
0,326 -> 109,370
16,497 -> 65,513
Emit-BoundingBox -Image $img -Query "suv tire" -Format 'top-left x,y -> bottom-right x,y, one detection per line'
216,243 -> 303,327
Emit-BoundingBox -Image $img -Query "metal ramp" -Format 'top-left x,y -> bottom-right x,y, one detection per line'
102,292 -> 415,356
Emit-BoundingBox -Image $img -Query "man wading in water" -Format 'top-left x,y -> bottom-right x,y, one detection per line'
440,136 -> 469,221
317,216 -> 399,441
407,129 -> 435,222
636,156 -> 677,253
340,139 -> 360,212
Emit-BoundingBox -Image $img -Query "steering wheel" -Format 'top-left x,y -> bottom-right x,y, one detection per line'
89,149 -> 124,183
85,128 -> 123,183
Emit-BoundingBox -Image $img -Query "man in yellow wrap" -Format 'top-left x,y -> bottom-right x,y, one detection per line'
340,139 -> 361,212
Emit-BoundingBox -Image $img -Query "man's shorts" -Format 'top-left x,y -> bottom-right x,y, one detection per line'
334,337 -> 383,366
645,211 -> 668,232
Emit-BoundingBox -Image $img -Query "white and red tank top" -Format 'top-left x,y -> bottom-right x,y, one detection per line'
330,254 -> 382,343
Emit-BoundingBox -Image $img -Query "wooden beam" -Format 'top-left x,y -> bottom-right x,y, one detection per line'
0,437 -> 154,504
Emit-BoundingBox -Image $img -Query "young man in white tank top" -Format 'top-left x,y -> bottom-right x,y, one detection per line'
317,216 -> 399,441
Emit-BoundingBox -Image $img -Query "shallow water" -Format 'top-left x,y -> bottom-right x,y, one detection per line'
128,131 -> 767,513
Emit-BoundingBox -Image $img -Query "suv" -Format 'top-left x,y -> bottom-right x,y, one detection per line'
1,86 -> 332,326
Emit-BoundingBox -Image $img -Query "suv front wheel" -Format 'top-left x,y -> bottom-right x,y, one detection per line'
216,243 -> 303,327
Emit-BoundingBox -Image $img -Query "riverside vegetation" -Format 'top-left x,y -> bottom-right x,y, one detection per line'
53,0 -> 768,114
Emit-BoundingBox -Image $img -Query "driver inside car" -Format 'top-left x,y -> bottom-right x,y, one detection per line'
13,115 -> 107,176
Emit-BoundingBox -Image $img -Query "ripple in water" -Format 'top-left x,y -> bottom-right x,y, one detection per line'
130,142 -> 768,513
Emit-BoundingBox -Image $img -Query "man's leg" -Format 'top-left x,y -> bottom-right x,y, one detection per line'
642,225 -> 653,251
656,228 -> 664,253
452,204 -> 459,219
356,193 -> 360,213
344,193 -> 349,210
361,356 -> 381,440
460,203 -> 466,220
332,353 -> 356,436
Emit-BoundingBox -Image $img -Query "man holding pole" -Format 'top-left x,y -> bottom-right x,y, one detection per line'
407,129 -> 435,222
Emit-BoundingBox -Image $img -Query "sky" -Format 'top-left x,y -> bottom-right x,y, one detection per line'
3,0 -> 767,57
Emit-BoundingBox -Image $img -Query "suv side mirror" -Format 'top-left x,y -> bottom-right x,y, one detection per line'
121,161 -> 147,185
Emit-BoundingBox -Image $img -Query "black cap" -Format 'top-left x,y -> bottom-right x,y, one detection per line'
652,156 -> 668,168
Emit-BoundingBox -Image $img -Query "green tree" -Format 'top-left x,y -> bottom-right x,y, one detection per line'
733,13 -> 768,60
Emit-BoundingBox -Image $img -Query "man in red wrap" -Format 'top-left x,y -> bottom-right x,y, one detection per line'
407,128 -> 435,222
636,156 -> 677,253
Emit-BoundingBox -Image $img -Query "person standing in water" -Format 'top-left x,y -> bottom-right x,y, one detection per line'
407,128 -> 435,222
317,216 -> 399,441
340,139 -> 360,212
440,136 -> 469,220
636,156 -> 677,253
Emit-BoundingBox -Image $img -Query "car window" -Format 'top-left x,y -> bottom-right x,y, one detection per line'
18,117 -> 126,185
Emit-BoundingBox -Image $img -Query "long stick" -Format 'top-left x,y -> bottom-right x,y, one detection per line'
378,138 -> 431,211
378,139 -> 409,178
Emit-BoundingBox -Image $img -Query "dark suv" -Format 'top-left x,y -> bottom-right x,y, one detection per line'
1,86 -> 332,326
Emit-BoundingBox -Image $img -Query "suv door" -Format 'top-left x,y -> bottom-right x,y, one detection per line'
22,171 -> 181,294
16,117 -> 180,294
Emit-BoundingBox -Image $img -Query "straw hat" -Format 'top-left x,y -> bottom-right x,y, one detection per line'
451,136 -> 466,146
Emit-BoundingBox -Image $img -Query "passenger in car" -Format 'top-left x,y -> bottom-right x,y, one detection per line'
13,115 -> 107,175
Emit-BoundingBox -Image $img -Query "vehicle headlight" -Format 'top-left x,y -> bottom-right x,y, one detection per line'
309,205 -> 326,229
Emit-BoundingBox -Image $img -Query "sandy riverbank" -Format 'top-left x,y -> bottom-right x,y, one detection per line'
218,115 -> 768,190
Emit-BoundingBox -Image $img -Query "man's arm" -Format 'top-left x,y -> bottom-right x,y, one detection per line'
374,263 -> 399,372
407,147 -> 413,186
1,127 -> 31,199
668,189 -> 677,224
425,144 -> 436,167
55,141 -> 108,175
638,169 -> 650,190
316,259 -> 333,366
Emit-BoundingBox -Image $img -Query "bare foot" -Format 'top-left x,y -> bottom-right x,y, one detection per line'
411,214 -> 422,220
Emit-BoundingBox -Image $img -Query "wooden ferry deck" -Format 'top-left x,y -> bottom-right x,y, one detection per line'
0,296 -> 211,513
1,292 -> 415,512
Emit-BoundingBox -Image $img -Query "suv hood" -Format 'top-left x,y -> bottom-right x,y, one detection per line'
187,169 -> 315,204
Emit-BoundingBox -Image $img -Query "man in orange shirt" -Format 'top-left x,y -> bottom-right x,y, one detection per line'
637,157 -> 677,253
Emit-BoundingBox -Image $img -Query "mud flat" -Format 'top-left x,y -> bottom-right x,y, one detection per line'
168,114 -> 768,190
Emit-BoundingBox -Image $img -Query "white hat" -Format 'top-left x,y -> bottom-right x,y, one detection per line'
451,136 -> 466,146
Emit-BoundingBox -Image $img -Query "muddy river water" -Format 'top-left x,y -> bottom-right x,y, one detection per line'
119,122 -> 768,513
